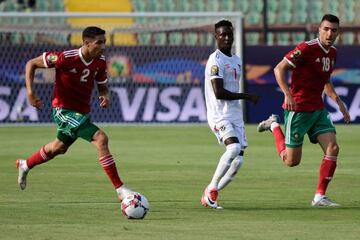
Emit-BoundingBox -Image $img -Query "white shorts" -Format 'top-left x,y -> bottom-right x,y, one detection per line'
210,120 -> 248,148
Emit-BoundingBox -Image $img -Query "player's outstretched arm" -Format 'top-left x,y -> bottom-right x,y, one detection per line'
98,84 -> 110,108
324,81 -> 350,123
25,55 -> 46,109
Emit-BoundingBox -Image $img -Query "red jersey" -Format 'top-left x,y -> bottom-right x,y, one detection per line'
284,38 -> 337,111
43,48 -> 107,113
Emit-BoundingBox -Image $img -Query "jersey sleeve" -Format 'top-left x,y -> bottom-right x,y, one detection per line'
284,42 -> 307,68
42,51 -> 65,69
96,58 -> 108,84
207,54 -> 224,81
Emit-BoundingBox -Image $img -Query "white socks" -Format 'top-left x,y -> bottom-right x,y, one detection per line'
270,122 -> 280,132
218,155 -> 243,190
116,185 -> 132,200
208,143 -> 241,190
313,193 -> 324,202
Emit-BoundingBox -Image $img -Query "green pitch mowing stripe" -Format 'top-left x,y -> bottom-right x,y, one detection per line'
0,125 -> 359,240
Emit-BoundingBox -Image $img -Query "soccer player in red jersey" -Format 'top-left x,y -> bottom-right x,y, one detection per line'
257,14 -> 350,206
16,26 -> 132,202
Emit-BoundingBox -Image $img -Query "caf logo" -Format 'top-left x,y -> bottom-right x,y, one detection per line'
211,65 -> 219,76
47,54 -> 58,64
290,49 -> 301,61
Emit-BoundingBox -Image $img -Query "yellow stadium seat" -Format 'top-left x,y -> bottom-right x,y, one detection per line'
65,0 -> 136,46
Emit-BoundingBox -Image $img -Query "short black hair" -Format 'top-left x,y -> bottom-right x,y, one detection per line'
321,14 -> 340,24
82,26 -> 106,40
214,19 -> 233,32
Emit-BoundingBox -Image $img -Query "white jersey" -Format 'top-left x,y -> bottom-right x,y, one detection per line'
204,49 -> 244,127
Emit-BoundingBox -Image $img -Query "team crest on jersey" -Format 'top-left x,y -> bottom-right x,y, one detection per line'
211,65 -> 219,76
47,54 -> 58,64
290,49 -> 301,61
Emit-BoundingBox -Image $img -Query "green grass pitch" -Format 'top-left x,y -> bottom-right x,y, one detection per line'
0,124 -> 359,240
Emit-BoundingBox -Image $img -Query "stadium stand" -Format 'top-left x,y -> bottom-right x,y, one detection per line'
65,0 -> 136,46
1,0 -> 360,46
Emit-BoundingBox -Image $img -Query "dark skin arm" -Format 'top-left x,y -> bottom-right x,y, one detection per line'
211,78 -> 259,104
211,77 -> 258,146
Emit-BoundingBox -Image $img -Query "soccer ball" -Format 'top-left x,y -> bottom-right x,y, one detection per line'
121,192 -> 149,219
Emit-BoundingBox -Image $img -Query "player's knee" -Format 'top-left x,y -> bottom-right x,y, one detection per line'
57,145 -> 68,155
327,142 -> 339,156
51,144 -> 68,156
226,143 -> 242,159
283,153 -> 301,167
284,158 -> 300,167
93,130 -> 109,149
233,156 -> 243,169
47,141 -> 68,157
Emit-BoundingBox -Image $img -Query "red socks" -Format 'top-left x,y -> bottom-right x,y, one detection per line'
271,124 -> 337,196
316,155 -> 337,195
26,147 -> 51,169
99,155 -> 123,189
273,126 -> 286,161
27,150 -> 123,189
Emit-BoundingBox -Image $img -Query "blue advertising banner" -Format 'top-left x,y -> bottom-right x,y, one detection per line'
245,45 -> 360,85
0,83 -> 206,123
1,83 -> 359,123
1,45 -> 359,124
246,84 -> 360,123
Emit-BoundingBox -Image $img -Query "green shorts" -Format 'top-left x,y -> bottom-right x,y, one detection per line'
284,109 -> 336,148
52,108 -> 99,146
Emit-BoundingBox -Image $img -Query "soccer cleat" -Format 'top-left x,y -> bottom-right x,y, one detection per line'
257,114 -> 280,132
311,196 -> 340,207
16,159 -> 29,190
201,188 -> 222,209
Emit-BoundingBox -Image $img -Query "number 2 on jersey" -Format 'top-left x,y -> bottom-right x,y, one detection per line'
80,69 -> 90,82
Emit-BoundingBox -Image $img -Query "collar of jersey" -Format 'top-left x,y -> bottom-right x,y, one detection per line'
316,38 -> 330,54
78,48 -> 93,66
217,49 -> 233,58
